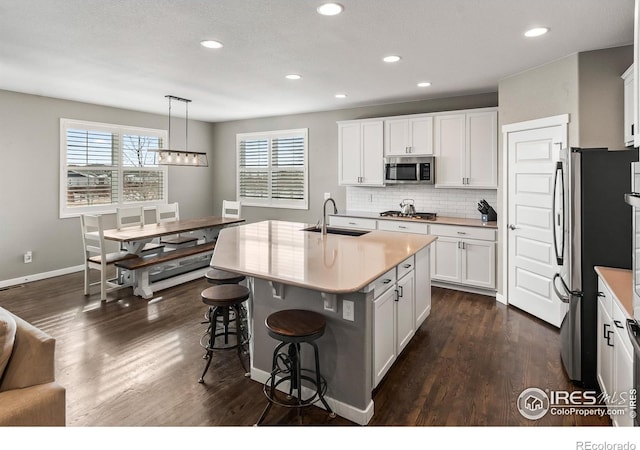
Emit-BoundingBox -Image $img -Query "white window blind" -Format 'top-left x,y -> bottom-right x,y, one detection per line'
60,119 -> 168,218
237,129 -> 308,209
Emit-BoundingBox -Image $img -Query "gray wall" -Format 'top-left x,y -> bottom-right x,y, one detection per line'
211,92 -> 498,225
578,46 -> 633,149
0,89 -> 216,281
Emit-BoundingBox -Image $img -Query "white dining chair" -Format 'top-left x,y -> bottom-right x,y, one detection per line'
155,203 -> 198,248
222,200 -> 241,219
116,206 -> 164,254
80,214 -> 136,301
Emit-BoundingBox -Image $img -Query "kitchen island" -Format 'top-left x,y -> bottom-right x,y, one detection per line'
210,220 -> 437,425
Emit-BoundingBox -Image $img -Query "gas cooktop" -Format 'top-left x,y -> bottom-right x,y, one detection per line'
379,210 -> 437,221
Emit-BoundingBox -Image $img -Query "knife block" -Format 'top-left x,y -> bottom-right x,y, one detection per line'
482,207 -> 497,223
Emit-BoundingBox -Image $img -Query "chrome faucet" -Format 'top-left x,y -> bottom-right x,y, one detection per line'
322,197 -> 338,235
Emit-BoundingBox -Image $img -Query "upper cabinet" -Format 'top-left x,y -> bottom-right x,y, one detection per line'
622,65 -> 635,147
434,108 -> 498,189
338,119 -> 384,186
384,115 -> 433,156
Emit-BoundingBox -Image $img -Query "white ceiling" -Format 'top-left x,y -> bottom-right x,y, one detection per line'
0,0 -> 634,122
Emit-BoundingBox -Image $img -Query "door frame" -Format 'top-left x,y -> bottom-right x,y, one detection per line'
499,114 -> 569,306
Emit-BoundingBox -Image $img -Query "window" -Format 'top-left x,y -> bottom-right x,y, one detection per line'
237,128 -> 308,209
60,119 -> 168,218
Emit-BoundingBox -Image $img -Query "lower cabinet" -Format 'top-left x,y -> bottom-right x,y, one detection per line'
596,277 -> 635,427
372,256 -> 416,387
429,224 -> 496,290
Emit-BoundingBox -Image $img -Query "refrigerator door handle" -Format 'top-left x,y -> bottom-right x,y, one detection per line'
552,161 -> 565,266
552,273 -> 581,304
628,319 -> 640,354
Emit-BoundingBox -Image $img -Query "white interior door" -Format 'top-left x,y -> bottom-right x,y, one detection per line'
507,124 -> 568,327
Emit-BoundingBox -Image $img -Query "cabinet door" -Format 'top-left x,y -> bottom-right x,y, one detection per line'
623,67 -> 635,147
409,116 -> 434,155
396,271 -> 415,354
596,295 -> 614,402
414,247 -> 431,327
466,111 -> 497,188
338,122 -> 362,185
460,239 -> 495,289
430,236 -> 461,283
434,114 -> 466,187
373,287 -> 397,387
613,336 -> 635,426
384,118 -> 410,156
361,121 -> 384,185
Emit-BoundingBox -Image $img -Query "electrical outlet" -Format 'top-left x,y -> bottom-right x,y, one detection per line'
324,192 -> 331,200
343,300 -> 354,321
23,251 -> 32,264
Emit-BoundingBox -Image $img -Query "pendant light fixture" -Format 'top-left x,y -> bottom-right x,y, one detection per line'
155,95 -> 208,167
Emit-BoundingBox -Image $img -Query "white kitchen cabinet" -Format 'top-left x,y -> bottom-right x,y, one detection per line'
596,276 -> 635,426
373,282 -> 397,387
371,256 -> 416,387
635,1 -> 640,148
430,224 -> 496,290
329,215 -> 377,230
434,108 -> 497,188
338,119 -> 384,186
414,246 -> 431,327
384,115 -> 433,156
622,65 -> 635,147
376,219 -> 429,234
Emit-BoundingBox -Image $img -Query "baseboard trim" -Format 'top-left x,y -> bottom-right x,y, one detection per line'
0,265 -> 84,289
250,366 -> 374,425
432,281 -> 497,298
495,293 -> 508,305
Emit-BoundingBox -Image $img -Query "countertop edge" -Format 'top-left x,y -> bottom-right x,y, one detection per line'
331,211 -> 498,229
594,266 -> 634,319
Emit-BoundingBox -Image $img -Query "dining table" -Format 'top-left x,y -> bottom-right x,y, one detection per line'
102,215 -> 245,298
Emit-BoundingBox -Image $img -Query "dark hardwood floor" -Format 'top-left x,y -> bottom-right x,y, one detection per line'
0,272 -> 610,427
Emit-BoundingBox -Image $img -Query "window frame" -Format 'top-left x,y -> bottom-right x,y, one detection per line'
59,118 -> 169,218
236,128 -> 309,210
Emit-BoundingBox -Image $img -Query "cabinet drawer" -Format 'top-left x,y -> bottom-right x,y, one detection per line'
612,299 -> 632,356
397,255 -> 415,280
429,224 -> 495,241
597,279 -> 613,317
329,216 -> 377,230
373,268 -> 396,297
377,220 -> 429,234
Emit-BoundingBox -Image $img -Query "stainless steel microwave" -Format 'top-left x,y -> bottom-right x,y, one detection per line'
384,156 -> 435,184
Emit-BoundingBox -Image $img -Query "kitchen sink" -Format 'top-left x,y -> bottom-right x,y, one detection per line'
301,226 -> 370,237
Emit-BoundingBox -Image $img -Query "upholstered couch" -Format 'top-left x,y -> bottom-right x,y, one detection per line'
0,306 -> 65,426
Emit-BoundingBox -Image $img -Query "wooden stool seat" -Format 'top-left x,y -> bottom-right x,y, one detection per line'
205,268 -> 246,285
201,284 -> 250,307
265,309 -> 326,341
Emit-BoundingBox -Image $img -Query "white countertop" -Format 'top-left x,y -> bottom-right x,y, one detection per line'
211,220 -> 437,294
332,211 -> 498,229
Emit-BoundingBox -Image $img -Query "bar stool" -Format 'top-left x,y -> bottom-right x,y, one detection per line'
198,284 -> 250,383
205,268 -> 246,285
255,309 -> 335,425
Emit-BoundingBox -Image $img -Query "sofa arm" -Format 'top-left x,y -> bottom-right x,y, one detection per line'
0,313 -> 55,391
0,382 -> 66,426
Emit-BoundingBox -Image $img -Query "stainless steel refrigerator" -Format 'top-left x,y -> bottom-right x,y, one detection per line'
553,147 -> 638,389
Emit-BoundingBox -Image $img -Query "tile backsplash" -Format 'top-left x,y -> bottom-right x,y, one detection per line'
346,185 -> 498,219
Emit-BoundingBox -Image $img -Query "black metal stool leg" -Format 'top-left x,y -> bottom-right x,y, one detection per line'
311,341 -> 334,417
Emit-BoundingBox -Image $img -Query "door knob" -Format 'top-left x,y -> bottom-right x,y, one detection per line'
508,224 -> 518,230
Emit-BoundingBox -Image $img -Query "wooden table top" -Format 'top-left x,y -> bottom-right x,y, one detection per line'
103,216 -> 244,242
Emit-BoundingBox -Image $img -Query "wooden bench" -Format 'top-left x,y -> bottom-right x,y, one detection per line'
115,242 -> 216,299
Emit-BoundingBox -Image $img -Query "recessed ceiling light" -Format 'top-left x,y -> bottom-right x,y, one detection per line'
383,55 -> 401,63
200,40 -> 223,49
335,93 -> 347,99
317,3 -> 344,16
417,82 -> 432,88
285,74 -> 302,80
524,27 -> 549,37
